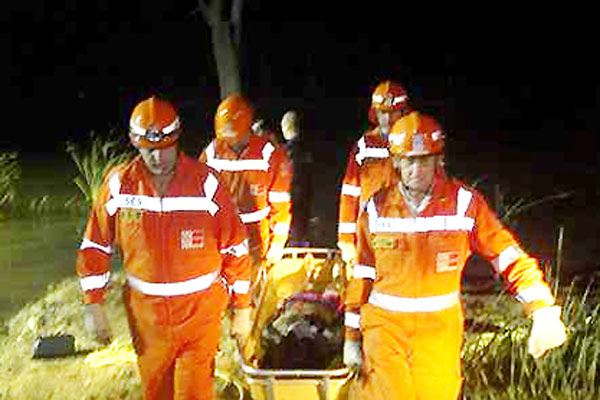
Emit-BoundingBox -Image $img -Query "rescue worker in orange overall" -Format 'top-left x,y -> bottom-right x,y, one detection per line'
343,111 -> 568,399
199,94 -> 292,299
77,96 -> 252,400
337,80 -> 411,267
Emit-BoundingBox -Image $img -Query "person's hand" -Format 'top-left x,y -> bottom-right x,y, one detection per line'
528,306 -> 567,358
343,339 -> 363,373
338,242 -> 357,265
231,307 -> 252,346
84,303 -> 112,345
265,242 -> 285,264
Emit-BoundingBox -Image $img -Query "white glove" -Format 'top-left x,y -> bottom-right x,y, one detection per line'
343,339 -> 363,371
266,242 -> 285,264
338,242 -> 357,264
231,307 -> 252,346
528,306 -> 567,358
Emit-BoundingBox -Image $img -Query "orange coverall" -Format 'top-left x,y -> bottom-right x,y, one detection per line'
199,135 -> 292,284
76,154 -> 251,400
344,173 -> 556,400
338,128 -> 394,250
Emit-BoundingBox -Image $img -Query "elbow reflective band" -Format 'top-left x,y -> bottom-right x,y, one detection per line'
515,284 -> 554,304
338,222 -> 357,234
204,141 -> 274,172
232,280 -> 250,294
341,184 -> 361,198
492,245 -> 521,273
344,312 -> 361,329
368,290 -> 459,313
105,173 -> 220,216
239,207 -> 271,223
272,222 -> 290,235
220,239 -> 249,257
127,270 -> 219,296
268,191 -> 291,203
366,187 -> 474,233
79,238 -> 113,255
80,272 -> 111,291
354,264 -> 376,280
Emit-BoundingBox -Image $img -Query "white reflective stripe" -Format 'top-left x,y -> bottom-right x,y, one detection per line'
355,137 -> 389,166
79,238 -> 113,255
515,284 -> 554,304
344,312 -> 361,329
372,94 -> 408,106
127,270 -> 219,296
220,239 -> 249,257
80,272 -> 111,292
372,215 -> 475,233
268,191 -> 291,203
491,245 -> 521,273
456,188 -> 473,217
232,280 -> 250,294
367,188 -> 475,234
341,184 -> 361,198
272,222 -> 290,235
353,264 -> 376,280
205,141 -> 274,172
162,117 -> 181,134
338,222 -> 357,234
162,197 -> 219,215
105,174 -> 219,216
368,290 -> 460,313
240,207 -> 271,223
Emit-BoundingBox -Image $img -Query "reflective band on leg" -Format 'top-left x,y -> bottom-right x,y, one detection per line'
232,280 -> 250,294
516,284 -> 554,304
80,238 -> 113,255
368,290 -> 459,312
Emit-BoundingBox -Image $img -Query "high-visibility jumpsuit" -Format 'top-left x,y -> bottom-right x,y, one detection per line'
338,128 -> 394,254
199,136 -> 292,289
344,173 -> 556,400
76,154 -> 251,400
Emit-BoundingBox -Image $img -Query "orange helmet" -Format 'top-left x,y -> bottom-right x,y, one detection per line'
368,80 -> 410,124
388,111 -> 444,157
129,96 -> 181,149
214,94 -> 254,143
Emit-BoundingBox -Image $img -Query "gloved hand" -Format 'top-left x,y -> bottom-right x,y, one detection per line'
343,339 -> 363,372
338,242 -> 357,264
231,307 -> 252,346
528,306 -> 567,358
266,242 -> 285,264
84,303 -> 112,345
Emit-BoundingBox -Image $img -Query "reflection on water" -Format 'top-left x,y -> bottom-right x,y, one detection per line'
0,216 -> 83,322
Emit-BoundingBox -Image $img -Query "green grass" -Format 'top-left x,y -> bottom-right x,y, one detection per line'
1,271 -> 597,399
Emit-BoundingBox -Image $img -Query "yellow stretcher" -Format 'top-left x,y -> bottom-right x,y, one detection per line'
239,247 -> 352,400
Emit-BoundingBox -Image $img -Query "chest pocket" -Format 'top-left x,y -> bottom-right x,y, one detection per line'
427,232 -> 468,273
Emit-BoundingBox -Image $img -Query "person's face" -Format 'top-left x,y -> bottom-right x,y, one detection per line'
220,122 -> 249,153
138,145 -> 178,176
281,117 -> 298,141
394,154 -> 438,194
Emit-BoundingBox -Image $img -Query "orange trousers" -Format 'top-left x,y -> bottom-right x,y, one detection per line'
123,282 -> 228,400
352,303 -> 464,400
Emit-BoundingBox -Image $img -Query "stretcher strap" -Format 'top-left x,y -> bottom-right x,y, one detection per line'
368,290 -> 459,313
127,270 -> 219,296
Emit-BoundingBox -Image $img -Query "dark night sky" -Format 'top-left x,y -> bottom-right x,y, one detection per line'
3,1 -> 599,269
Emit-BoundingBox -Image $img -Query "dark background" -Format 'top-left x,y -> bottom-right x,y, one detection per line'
4,1 -> 599,279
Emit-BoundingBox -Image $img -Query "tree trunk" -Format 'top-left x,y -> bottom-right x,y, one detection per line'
198,0 -> 243,98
